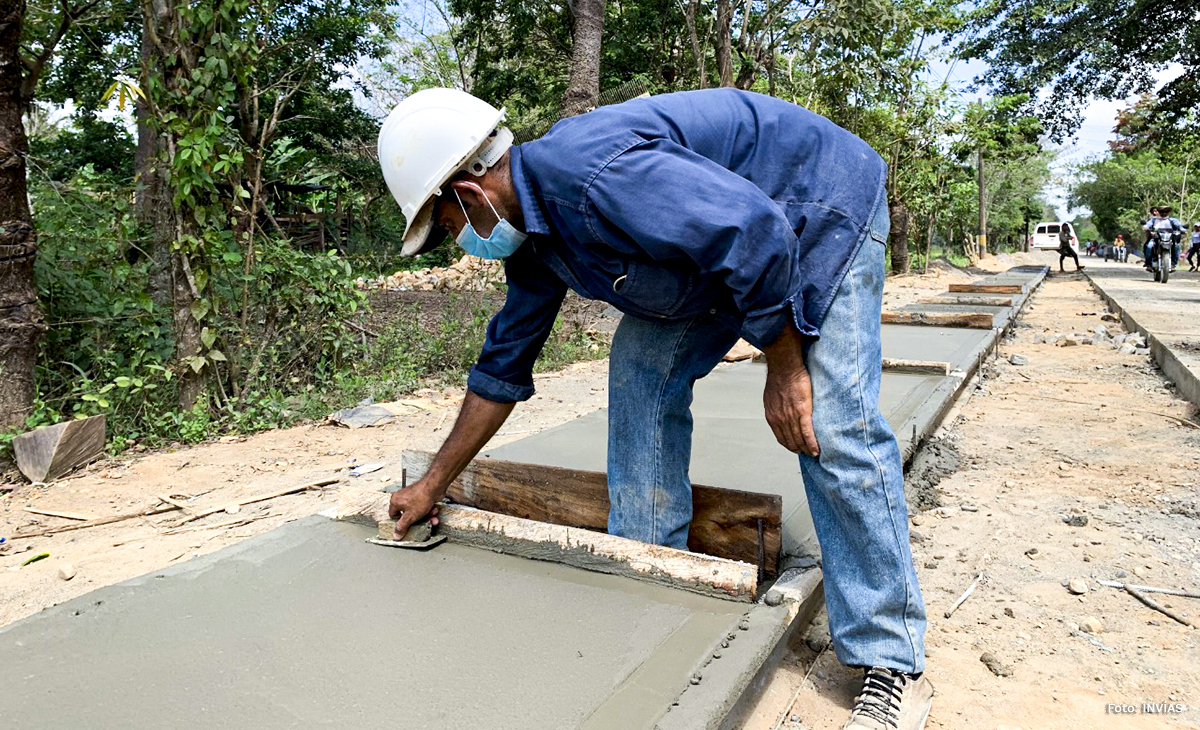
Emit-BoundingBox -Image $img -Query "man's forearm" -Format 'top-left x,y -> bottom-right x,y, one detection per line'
762,318 -> 805,371
421,390 -> 515,496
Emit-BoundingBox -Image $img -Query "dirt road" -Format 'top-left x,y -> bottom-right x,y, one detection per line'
756,264 -> 1200,729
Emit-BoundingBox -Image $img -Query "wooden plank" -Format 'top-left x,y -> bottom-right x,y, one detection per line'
948,283 -> 1023,294
172,478 -> 341,526
13,415 -> 105,483
23,507 -> 96,521
11,504 -> 183,540
334,486 -> 757,601
921,295 -> 1014,307
881,358 -> 952,376
881,311 -> 995,329
402,451 -> 782,573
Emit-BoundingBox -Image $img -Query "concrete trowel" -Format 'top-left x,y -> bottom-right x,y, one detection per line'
367,518 -> 446,550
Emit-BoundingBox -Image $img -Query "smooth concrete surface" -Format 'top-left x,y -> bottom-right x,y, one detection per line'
936,291 -> 1022,305
1085,259 -> 1200,408
0,517 -> 789,730
489,362 -> 954,561
881,323 -> 995,373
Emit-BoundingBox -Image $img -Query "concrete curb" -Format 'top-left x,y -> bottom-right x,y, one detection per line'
1084,273 -> 1200,409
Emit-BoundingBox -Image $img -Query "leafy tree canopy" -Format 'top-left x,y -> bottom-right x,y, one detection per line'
963,0 -> 1200,137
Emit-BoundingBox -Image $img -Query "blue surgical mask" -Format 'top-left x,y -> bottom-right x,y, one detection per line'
454,188 -> 527,260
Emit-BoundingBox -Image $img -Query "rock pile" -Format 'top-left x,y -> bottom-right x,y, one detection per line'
1032,327 -> 1149,355
358,255 -> 504,292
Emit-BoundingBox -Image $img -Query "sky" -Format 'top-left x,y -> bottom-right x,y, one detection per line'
928,55 -> 1187,221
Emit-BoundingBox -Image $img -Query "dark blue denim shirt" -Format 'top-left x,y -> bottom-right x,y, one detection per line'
467,88 -> 887,403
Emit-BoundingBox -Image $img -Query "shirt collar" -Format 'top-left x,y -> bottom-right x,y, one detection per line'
510,145 -> 550,236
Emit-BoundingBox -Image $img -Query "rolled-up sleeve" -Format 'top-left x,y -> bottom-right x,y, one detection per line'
467,243 -> 568,403
585,137 -> 809,348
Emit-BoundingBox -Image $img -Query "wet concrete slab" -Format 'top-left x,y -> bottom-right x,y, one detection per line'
935,291 -> 1023,305
880,324 -> 995,373
1085,260 -> 1200,407
0,517 -> 789,730
487,362 -> 954,561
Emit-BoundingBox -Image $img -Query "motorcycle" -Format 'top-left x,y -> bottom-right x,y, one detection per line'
1149,228 -> 1174,283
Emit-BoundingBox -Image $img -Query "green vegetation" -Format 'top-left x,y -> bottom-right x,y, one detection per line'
1069,97 -> 1200,240
12,0 -> 1187,459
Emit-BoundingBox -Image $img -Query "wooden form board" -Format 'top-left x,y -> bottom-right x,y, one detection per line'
402,450 -> 783,573
921,295 -> 1015,307
13,415 -> 105,483
881,311 -> 995,329
948,283 -> 1024,294
881,358 -> 952,376
334,485 -> 758,601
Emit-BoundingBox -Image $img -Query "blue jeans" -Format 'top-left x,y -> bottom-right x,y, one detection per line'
606,194 -> 927,674
1146,241 -> 1181,267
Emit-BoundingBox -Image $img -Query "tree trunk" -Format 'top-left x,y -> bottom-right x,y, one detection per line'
140,0 -> 205,411
0,0 -> 44,429
683,0 -> 706,88
715,0 -> 733,87
888,196 -> 910,276
559,0 -> 605,117
171,249 -> 204,410
135,8 -> 174,308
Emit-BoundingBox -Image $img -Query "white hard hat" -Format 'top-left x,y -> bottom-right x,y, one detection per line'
378,88 -> 513,256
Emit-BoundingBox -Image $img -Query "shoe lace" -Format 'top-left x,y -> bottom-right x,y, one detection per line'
849,667 -> 908,728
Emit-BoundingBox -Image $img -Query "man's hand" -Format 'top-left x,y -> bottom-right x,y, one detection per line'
761,322 -> 820,457
389,479 -> 442,540
387,390 -> 517,540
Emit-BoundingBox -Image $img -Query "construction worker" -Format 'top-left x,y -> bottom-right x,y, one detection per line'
378,88 -> 931,730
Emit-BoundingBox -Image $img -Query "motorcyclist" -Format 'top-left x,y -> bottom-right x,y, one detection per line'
1143,206 -> 1160,268
1142,206 -> 1185,272
1113,234 -> 1127,262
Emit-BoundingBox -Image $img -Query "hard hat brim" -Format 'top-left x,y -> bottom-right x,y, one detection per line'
400,198 -> 448,257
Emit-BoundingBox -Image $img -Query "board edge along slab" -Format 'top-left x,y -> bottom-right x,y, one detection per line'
401,450 -> 783,573
334,485 -> 758,601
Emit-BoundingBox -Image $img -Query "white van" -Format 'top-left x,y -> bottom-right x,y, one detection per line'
1029,221 -> 1079,252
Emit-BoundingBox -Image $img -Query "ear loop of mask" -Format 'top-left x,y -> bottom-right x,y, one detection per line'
453,185 -> 503,236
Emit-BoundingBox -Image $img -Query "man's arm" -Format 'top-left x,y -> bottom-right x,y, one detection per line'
389,244 -> 567,538
389,391 -> 514,538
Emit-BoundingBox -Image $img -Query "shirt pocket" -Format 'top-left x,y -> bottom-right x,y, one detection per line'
612,260 -> 695,317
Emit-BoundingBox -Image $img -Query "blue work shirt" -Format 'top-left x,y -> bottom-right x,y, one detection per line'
468,88 -> 887,403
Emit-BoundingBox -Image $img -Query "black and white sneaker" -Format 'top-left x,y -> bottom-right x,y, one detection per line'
842,667 -> 934,730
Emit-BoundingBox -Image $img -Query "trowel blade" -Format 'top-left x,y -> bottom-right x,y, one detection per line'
367,535 -> 447,550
